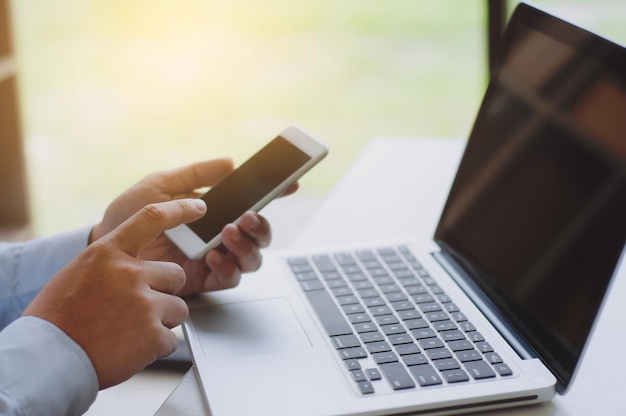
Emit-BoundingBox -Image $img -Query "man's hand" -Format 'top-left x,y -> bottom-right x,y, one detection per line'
89,159 -> 297,297
23,199 -> 207,389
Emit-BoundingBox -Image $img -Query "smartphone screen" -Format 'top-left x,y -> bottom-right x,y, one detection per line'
188,136 -> 311,243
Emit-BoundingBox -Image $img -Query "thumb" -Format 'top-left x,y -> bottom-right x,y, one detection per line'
106,199 -> 206,256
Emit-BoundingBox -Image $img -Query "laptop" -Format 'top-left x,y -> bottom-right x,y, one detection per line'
182,3 -> 626,415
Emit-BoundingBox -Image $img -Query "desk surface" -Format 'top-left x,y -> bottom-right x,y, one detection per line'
156,137 -> 626,416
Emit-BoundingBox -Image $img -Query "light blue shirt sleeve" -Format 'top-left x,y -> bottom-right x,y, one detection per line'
0,316 -> 98,416
0,227 -> 98,415
0,227 -> 92,330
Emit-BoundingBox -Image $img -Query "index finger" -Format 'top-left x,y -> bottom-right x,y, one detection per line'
158,158 -> 235,195
106,199 -> 207,256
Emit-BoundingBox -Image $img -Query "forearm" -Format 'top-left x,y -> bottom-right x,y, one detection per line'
0,227 -> 92,329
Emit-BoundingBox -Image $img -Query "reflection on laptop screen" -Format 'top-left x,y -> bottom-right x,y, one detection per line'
435,4 -> 626,393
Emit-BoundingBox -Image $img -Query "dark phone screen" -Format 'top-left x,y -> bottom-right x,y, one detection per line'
188,136 -> 311,243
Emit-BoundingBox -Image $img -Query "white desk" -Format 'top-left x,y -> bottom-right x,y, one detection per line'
157,137 -> 626,415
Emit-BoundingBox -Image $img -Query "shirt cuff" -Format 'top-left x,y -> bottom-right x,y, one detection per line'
0,316 -> 98,416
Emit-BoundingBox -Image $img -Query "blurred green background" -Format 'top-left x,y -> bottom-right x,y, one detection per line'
10,0 -> 626,237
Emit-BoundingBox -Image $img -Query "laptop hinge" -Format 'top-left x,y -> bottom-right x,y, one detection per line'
432,251 -> 537,360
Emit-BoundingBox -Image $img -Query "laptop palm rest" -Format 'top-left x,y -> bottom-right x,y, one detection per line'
190,297 -> 311,362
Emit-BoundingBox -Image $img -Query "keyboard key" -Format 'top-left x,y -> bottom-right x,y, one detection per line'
398,279 -> 420,290
475,342 -> 494,353
404,318 -> 429,330
305,290 -> 352,336
391,301 -> 414,311
334,252 -> 356,266
366,341 -> 392,354
372,352 -> 399,364
459,322 -> 476,332
412,294 -> 435,304
294,271 -> 318,281
448,340 -> 474,352
363,297 -> 386,307
344,359 -> 361,370
433,320 -> 457,332
326,279 -> 348,289
484,352 -> 503,364
432,358 -> 461,371
353,281 -> 374,290
412,328 -> 437,339
381,324 -> 406,336
339,347 -> 368,360
456,350 -> 483,362
430,285 -> 444,294
366,368 -> 382,380
375,315 -> 399,325
418,338 -> 445,350
441,369 -> 470,383
312,255 -> 337,272
348,313 -> 372,324
321,271 -> 342,281
370,306 -> 394,316
398,310 -> 422,321
357,289 -> 379,298
300,279 -> 325,291
353,322 -> 378,333
493,363 -> 513,376
395,343 -> 420,356
406,285 -> 429,295
450,312 -> 467,322
408,364 -> 443,386
425,348 -> 452,360
425,312 -> 449,322
440,330 -> 466,342
373,276 -> 395,286
351,369 -> 367,382
444,303 -> 460,313
360,331 -> 384,343
357,380 -> 375,394
332,287 -> 354,297
379,283 -> 402,294
387,333 -> 413,345
343,304 -> 366,315
393,269 -> 415,279
336,295 -> 359,306
346,272 -> 368,282
342,265 -> 363,274
420,303 -> 442,313
464,360 -> 496,379
402,353 -> 428,366
379,362 -> 416,390
467,331 -> 485,342
331,334 -> 361,349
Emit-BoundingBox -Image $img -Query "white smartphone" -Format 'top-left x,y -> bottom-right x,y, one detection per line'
165,126 -> 329,260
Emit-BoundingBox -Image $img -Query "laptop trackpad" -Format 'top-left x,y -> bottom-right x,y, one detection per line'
191,297 -> 311,362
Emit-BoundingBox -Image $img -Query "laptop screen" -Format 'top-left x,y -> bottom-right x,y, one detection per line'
434,3 -> 626,393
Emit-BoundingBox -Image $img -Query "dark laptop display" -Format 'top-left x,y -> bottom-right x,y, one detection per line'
435,3 -> 626,393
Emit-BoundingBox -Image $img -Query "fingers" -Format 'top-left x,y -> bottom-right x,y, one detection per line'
281,182 -> 299,197
157,158 -> 235,196
107,199 -> 207,257
203,212 -> 271,289
238,212 -> 272,248
154,292 -> 189,329
142,261 -> 187,295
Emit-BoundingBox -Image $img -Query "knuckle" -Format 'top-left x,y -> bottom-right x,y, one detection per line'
139,203 -> 166,225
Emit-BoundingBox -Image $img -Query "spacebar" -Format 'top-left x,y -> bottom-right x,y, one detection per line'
305,290 -> 353,337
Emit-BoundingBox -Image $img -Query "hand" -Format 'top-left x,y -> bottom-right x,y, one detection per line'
23,199 -> 207,389
90,159 -> 298,297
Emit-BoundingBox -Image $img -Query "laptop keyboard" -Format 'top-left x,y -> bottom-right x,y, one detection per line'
288,245 -> 513,395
